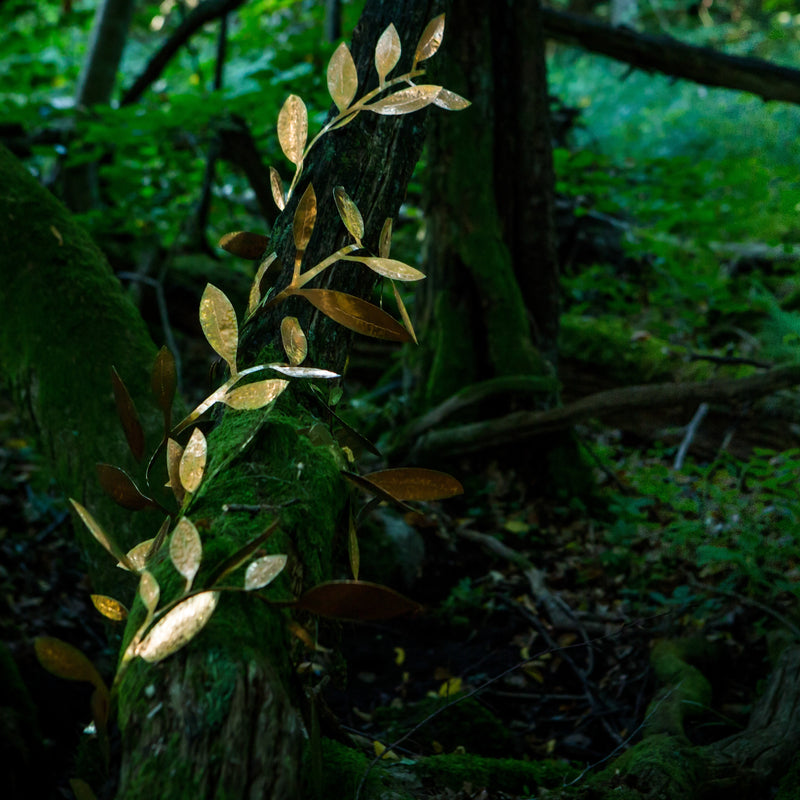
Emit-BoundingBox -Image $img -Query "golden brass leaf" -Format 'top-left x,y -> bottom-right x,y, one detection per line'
367,85 -> 442,115
344,255 -> 426,281
374,23 -> 401,86
294,581 -> 421,621
221,379 -> 289,410
295,289 -> 411,342
170,517 -> 202,592
121,539 -> 154,572
293,183 -> 317,253
248,252 -> 280,318
362,467 -> 464,501
218,231 -> 270,260
167,438 -> 186,504
199,283 -> 238,375
138,570 -> 160,614
111,367 -> 144,462
378,217 -> 393,258
333,186 -> 364,244
434,88 -> 471,110
136,591 -> 220,664
91,594 -> 128,622
206,519 -> 279,587
391,280 -> 418,345
69,499 -> 135,571
34,636 -> 105,688
270,166 -> 286,210
327,41 -> 358,113
280,316 -> 308,366
244,554 -> 287,591
147,516 -> 171,560
277,94 -> 308,166
96,463 -> 154,511
151,346 -> 177,431
179,427 -> 207,494
268,365 -> 339,379
414,14 -> 445,65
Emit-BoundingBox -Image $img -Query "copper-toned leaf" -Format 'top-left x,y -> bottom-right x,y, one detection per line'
70,778 -> 98,800
294,581 -> 421,620
270,166 -> 286,210
342,471 -> 415,513
199,283 -> 238,375
151,346 -> 177,430
295,289 -> 411,342
362,468 -> 463,501
348,508 -> 359,581
414,14 -> 445,65
375,23 -> 401,86
170,517 -> 202,591
293,183 -> 317,253
367,85 -> 442,115
111,367 -> 144,462
391,280 -> 418,344
333,186 -> 364,243
280,316 -> 308,366
219,231 -> 270,260
121,538 -> 154,572
167,438 -> 186,504
244,554 -> 287,591
268,365 -> 339,379
278,94 -> 308,166
433,88 -> 471,110
96,463 -> 154,511
206,519 -> 279,586
221,379 -> 289,410
91,594 -> 128,622
179,428 -> 207,493
139,570 -> 160,614
344,255 -> 425,281
35,637 -> 105,688
248,252 -> 280,318
69,499 -> 135,571
378,217 -> 393,259
136,591 -> 220,663
327,41 -> 358,113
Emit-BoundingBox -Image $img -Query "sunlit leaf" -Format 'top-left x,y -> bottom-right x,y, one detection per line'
327,41 -> 358,113
268,365 -> 339,379
206,519 -> 279,586
111,367 -> 144,462
293,183 -> 317,253
294,581 -> 421,620
244,554 -> 287,591
139,570 -> 160,614
344,255 -> 425,281
69,778 -> 98,800
167,438 -> 186,504
96,463 -> 154,511
248,252 -> 280,318
280,316 -> 308,366
91,594 -> 128,622
378,218 -> 393,259
121,538 -> 154,572
136,591 -> 220,663
218,231 -> 270,260
151,346 -> 177,431
170,517 -> 202,592
348,508 -> 359,580
199,283 -> 238,375
179,427 -> 207,494
221,379 -> 289,410
375,23 -> 401,86
367,85 -> 442,115
278,94 -> 307,166
391,280 -> 418,344
433,88 -> 471,110
69,499 -> 135,571
34,637 -> 105,688
414,14 -> 445,65
362,468 -> 463,501
333,186 -> 364,244
270,166 -> 286,210
295,289 -> 411,342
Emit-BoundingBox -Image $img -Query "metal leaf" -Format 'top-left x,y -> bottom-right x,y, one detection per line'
122,539 -> 154,572
34,636 -> 105,688
221,379 -> 289,410
69,499 -> 135,571
378,218 -> 393,259
91,594 -> 128,621
374,23 -> 401,86
362,468 -> 464,501
139,570 -> 160,614
206,519 -> 279,587
96,463 -> 154,511
433,88 -> 471,110
294,581 -> 421,620
151,346 -> 177,431
391,280 -> 418,345
199,283 -> 238,375
111,367 -> 144,462
295,289 -> 411,342
277,94 -> 307,166
244,554 -> 287,591
170,517 -> 202,592
280,316 -> 308,366
70,779 -> 98,800
367,85 -> 442,115
136,591 -> 220,664
414,14 -> 445,65
348,508 -> 360,581
179,427 -> 207,494
344,255 -> 425,281
333,186 -> 364,244
268,365 -> 339,379
270,166 -> 286,210
327,41 -> 358,113
293,183 -> 317,253
147,516 -> 171,560
248,252 -> 280,318
167,438 -> 186,504
218,231 -> 270,260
